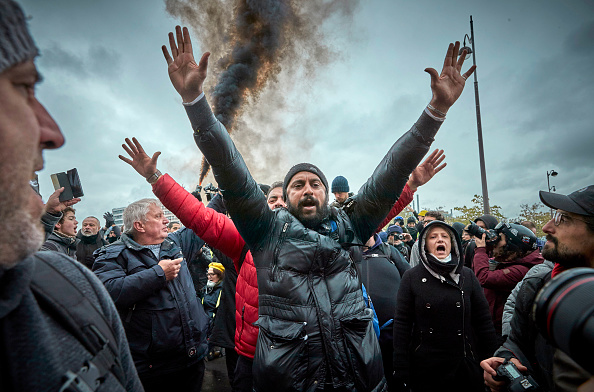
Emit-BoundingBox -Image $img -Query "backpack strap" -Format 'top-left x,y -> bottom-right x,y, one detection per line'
30,254 -> 125,392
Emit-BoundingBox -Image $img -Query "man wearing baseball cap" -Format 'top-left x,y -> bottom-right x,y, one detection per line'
481,185 -> 594,391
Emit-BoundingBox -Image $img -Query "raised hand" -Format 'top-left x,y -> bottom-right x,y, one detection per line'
425,41 -> 476,115
162,25 -> 210,103
44,187 -> 81,215
118,137 -> 161,180
103,212 -> 115,228
407,149 -> 447,191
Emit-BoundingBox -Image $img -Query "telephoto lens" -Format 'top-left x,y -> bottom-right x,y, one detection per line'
533,267 -> 594,374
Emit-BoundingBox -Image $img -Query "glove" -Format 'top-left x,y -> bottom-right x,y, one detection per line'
103,212 -> 115,228
191,190 -> 202,202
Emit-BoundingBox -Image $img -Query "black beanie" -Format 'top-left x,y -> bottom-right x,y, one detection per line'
283,163 -> 328,198
331,176 -> 349,193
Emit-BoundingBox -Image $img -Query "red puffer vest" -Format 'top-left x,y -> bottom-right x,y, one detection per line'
153,174 -> 258,358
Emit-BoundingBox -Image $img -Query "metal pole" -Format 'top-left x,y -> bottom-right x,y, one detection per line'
470,16 -> 490,215
547,172 -> 553,217
416,194 -> 420,214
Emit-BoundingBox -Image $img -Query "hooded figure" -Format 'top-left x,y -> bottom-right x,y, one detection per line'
393,221 -> 498,392
474,214 -> 499,229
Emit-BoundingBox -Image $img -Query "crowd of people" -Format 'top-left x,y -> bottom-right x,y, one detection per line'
1,1 -> 593,391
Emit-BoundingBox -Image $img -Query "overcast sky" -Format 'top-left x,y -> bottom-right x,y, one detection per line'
22,0 -> 594,226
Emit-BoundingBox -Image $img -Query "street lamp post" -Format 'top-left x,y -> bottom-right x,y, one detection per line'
460,16 -> 490,215
547,169 -> 558,216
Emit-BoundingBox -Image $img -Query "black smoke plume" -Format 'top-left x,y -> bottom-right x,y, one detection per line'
165,0 -> 359,185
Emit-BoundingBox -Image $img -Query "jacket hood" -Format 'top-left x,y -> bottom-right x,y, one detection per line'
418,220 -> 464,275
474,214 -> 499,229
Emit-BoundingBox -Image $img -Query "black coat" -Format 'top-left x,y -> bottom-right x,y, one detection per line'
208,249 -> 237,349
360,240 -> 410,327
188,95 -> 444,392
393,222 -> 498,392
76,232 -> 107,269
93,230 -> 209,377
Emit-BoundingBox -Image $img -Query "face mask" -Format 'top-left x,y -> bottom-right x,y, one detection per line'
430,253 -> 452,263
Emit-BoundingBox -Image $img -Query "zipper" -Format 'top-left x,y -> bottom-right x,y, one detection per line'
270,222 -> 289,281
125,304 -> 136,323
238,306 -> 245,342
461,289 -> 467,357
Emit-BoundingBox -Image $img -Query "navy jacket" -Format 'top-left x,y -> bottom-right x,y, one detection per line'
93,229 -> 208,376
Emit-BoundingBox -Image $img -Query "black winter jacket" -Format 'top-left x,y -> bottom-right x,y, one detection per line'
186,95 -> 442,391
76,232 -> 107,269
360,238 -> 410,327
495,269 -> 555,390
393,221 -> 498,392
208,249 -> 237,349
93,230 -> 209,377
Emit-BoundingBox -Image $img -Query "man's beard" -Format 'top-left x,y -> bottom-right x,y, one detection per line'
288,194 -> 329,229
206,280 -> 216,288
0,187 -> 44,268
542,234 -> 590,268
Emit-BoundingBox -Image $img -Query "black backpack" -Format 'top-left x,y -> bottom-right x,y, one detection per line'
30,254 -> 125,392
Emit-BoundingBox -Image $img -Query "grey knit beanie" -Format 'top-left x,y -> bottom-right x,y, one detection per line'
0,0 -> 38,74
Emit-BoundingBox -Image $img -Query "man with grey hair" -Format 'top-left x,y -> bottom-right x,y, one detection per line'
93,198 -> 210,392
76,215 -> 107,269
0,1 -> 143,390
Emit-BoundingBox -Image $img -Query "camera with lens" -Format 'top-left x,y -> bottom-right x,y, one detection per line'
466,222 -> 499,244
533,267 -> 594,374
397,234 -> 404,240
493,359 -> 540,391
203,183 -> 219,202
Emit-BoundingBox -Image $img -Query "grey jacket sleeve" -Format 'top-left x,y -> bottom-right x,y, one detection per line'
409,241 -> 420,268
501,261 -> 554,338
40,212 -> 61,241
79,263 -> 144,390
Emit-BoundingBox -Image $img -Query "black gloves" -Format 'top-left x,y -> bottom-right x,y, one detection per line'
103,212 -> 115,228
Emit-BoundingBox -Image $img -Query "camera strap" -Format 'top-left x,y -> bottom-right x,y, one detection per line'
30,254 -> 125,391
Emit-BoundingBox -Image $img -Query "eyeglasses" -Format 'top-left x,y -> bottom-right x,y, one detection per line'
206,273 -> 216,277
553,210 -> 590,227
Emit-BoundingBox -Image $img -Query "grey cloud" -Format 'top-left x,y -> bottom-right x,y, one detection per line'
38,43 -> 121,80
564,20 -> 594,55
39,44 -> 88,78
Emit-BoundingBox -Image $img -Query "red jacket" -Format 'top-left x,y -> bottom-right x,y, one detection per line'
376,183 -> 415,232
153,174 -> 259,358
473,247 -> 543,335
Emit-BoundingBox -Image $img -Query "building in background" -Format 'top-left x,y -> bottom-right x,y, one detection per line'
111,202 -> 180,227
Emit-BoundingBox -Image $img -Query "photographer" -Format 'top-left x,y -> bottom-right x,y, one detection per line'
473,222 -> 544,336
387,224 -> 411,261
481,186 -> 594,392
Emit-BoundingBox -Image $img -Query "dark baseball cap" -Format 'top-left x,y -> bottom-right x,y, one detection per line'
387,225 -> 403,235
539,185 -> 594,217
